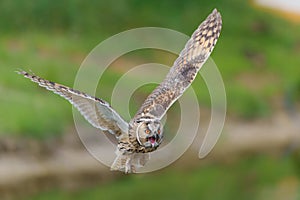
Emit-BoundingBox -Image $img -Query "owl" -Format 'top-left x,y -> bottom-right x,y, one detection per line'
18,9 -> 222,173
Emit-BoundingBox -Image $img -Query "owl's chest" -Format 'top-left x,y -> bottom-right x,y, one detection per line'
131,137 -> 158,153
118,137 -> 157,153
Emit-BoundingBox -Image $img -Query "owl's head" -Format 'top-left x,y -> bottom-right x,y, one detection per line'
135,119 -> 163,149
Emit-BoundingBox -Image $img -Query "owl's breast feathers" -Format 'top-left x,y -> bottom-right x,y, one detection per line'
117,121 -> 159,153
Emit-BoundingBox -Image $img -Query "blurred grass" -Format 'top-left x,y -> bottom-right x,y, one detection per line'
1,1 -> 300,200
1,0 -> 300,137
26,155 -> 300,200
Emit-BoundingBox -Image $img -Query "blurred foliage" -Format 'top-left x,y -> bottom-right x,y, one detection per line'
27,155 -> 300,200
227,85 -> 271,119
0,0 -> 242,35
1,0 -> 300,137
1,1 -> 300,200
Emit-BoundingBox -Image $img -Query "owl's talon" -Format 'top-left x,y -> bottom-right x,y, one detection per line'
130,165 -> 136,173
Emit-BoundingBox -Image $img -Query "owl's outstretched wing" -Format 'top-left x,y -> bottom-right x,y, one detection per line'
18,71 -> 128,137
133,9 -> 222,120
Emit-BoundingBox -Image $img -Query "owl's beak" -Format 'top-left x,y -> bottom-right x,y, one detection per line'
148,134 -> 161,148
148,136 -> 156,144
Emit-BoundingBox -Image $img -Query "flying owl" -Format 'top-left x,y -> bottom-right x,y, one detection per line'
18,9 -> 222,173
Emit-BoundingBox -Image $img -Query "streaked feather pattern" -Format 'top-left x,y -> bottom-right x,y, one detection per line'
133,9 -> 222,121
17,70 -> 128,136
18,9 -> 222,173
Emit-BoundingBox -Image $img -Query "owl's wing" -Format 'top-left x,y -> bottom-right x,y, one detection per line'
133,9 -> 222,120
18,71 -> 128,137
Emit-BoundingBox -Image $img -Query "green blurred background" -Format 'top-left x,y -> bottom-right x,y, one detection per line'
1,0 -> 300,199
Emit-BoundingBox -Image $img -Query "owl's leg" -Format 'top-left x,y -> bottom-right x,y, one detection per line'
111,150 -> 134,173
125,156 -> 135,173
130,164 -> 136,173
131,153 -> 150,168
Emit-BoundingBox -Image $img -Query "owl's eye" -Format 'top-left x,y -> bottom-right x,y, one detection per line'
157,129 -> 161,134
145,129 -> 151,134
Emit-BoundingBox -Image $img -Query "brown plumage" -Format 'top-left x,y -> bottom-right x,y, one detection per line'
18,9 -> 222,173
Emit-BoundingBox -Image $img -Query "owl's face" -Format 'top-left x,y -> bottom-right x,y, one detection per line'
135,119 -> 163,149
